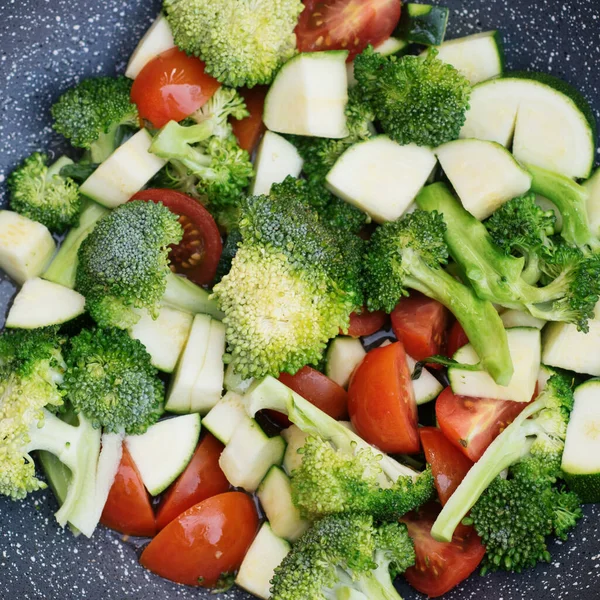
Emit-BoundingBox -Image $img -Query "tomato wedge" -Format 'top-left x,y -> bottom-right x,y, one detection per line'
155,433 -> 230,531
420,427 -> 473,505
131,47 -> 220,129
446,320 -> 469,358
401,502 -> 486,597
348,341 -> 419,454
140,492 -> 258,588
391,293 -> 449,363
346,308 -> 387,338
131,189 -> 223,286
231,86 -> 267,153
296,0 -> 402,60
100,445 -> 156,537
436,386 -> 531,462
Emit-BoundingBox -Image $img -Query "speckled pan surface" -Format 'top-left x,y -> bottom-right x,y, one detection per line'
0,0 -> 599,598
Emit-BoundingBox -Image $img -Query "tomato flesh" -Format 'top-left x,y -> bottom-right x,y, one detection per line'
348,341 -> 419,454
436,386 -> 530,462
131,189 -> 223,286
296,0 -> 402,60
391,292 -> 449,363
155,433 -> 230,531
140,492 -> 258,587
100,445 -> 156,537
446,320 -> 469,358
131,47 -> 220,128
231,86 -> 267,153
401,502 -> 486,597
420,427 -> 473,505
346,308 -> 387,338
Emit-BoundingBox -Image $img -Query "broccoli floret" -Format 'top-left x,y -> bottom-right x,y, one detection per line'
215,228 -> 242,283
190,86 -> 249,139
212,191 -> 363,378
163,0 -> 303,88
364,207 -> 513,385
432,374 -> 577,545
354,47 -> 471,147
63,328 -> 164,435
7,153 -> 81,233
75,200 -> 183,329
417,182 -> 600,332
51,76 -> 139,163
270,513 -> 415,600
291,435 -> 434,521
485,192 -> 556,284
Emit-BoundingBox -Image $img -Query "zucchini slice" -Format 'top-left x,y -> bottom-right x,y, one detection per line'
201,391 -> 250,445
325,336 -> 366,389
125,15 -> 174,79
396,3 -> 449,46
542,320 -> 600,376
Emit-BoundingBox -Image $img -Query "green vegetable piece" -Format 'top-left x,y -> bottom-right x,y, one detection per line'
396,3 -> 450,46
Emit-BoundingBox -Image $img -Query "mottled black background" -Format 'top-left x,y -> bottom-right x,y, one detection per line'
0,0 -> 599,598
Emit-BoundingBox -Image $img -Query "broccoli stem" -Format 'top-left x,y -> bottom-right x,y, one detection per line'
404,250 -> 513,385
357,567 -> 403,600
430,398 -> 544,542
527,163 -> 600,252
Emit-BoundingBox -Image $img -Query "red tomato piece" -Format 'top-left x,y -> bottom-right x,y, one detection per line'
296,0 -> 402,60
401,502 -> 486,598
436,386 -> 530,462
446,320 -> 469,358
131,189 -> 223,286
140,492 -> 258,588
348,341 -> 419,454
420,427 -> 473,506
155,433 -> 230,531
346,308 -> 387,338
131,47 -> 220,128
100,445 -> 156,537
231,86 -> 267,153
391,292 -> 449,362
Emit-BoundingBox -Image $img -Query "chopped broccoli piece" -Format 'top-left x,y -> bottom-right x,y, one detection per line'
364,207 -> 513,385
75,200 -> 183,329
432,374 -> 577,544
417,182 -> 600,332
354,46 -> 471,147
212,190 -> 363,378
270,513 -> 414,600
215,228 -> 242,283
8,153 -> 81,233
190,86 -> 249,138
51,76 -> 139,163
63,328 -> 164,435
163,0 -> 303,87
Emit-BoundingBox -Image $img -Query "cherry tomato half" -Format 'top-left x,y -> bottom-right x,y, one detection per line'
140,492 -> 258,588
420,427 -> 473,506
296,0 -> 402,60
231,86 -> 268,154
100,445 -> 156,537
401,502 -> 486,597
346,308 -> 388,338
155,433 -> 230,531
446,320 -> 469,358
348,341 -> 419,454
131,47 -> 220,128
131,189 -> 223,286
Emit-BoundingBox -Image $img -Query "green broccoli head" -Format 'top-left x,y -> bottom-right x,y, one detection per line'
0,328 -> 66,499
75,200 -> 183,329
8,153 -> 81,233
270,513 -> 413,600
163,0 -> 303,87
212,191 -> 363,378
51,76 -> 139,163
63,328 -> 164,435
355,47 -> 471,147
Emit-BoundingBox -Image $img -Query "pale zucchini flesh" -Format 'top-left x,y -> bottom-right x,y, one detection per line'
500,309 -> 546,330
325,336 -> 366,388
542,320 -> 600,376
201,391 -> 251,445
125,14 -> 174,79
281,425 -> 310,475
407,355 -> 443,405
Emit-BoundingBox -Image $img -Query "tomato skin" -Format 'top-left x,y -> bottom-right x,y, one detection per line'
420,427 -> 473,506
391,293 -> 449,363
348,341 -> 419,454
131,189 -> 223,286
446,320 -> 469,358
436,386 -> 530,462
346,308 -> 387,338
296,0 -> 402,60
100,445 -> 156,537
231,86 -> 267,153
140,492 -> 258,587
401,502 -> 486,598
131,47 -> 220,128
155,434 -> 230,531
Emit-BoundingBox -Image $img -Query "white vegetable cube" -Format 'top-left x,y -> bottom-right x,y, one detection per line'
202,391 -> 251,445
125,14 -> 174,79
0,211 -> 56,284
542,320 -> 600,376
326,137 -> 437,223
